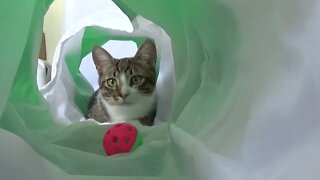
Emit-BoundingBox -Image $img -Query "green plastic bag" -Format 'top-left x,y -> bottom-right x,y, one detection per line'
2,0 -> 320,179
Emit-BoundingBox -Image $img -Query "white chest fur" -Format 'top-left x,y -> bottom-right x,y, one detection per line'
101,92 -> 156,123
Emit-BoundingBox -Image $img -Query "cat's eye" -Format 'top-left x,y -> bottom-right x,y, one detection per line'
106,78 -> 117,87
131,75 -> 143,85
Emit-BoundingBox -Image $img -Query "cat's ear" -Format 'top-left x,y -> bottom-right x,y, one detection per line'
134,39 -> 157,67
92,46 -> 114,76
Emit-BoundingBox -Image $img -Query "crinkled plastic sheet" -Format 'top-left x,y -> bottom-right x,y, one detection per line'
1,0 -> 320,179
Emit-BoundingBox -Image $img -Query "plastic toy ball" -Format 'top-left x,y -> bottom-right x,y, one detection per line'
102,122 -> 143,156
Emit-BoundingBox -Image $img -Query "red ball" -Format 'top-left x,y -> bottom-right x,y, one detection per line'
102,123 -> 141,156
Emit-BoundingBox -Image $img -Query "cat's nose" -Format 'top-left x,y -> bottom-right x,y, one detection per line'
119,92 -> 129,99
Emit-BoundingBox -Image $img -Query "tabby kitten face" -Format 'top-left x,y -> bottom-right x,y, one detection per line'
92,40 -> 157,106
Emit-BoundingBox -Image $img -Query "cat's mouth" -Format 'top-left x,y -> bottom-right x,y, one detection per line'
113,98 -> 133,105
113,101 -> 133,106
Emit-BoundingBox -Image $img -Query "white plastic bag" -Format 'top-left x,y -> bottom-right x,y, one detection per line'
40,9 -> 175,125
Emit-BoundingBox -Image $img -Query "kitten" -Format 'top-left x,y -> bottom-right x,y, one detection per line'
85,39 -> 157,126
